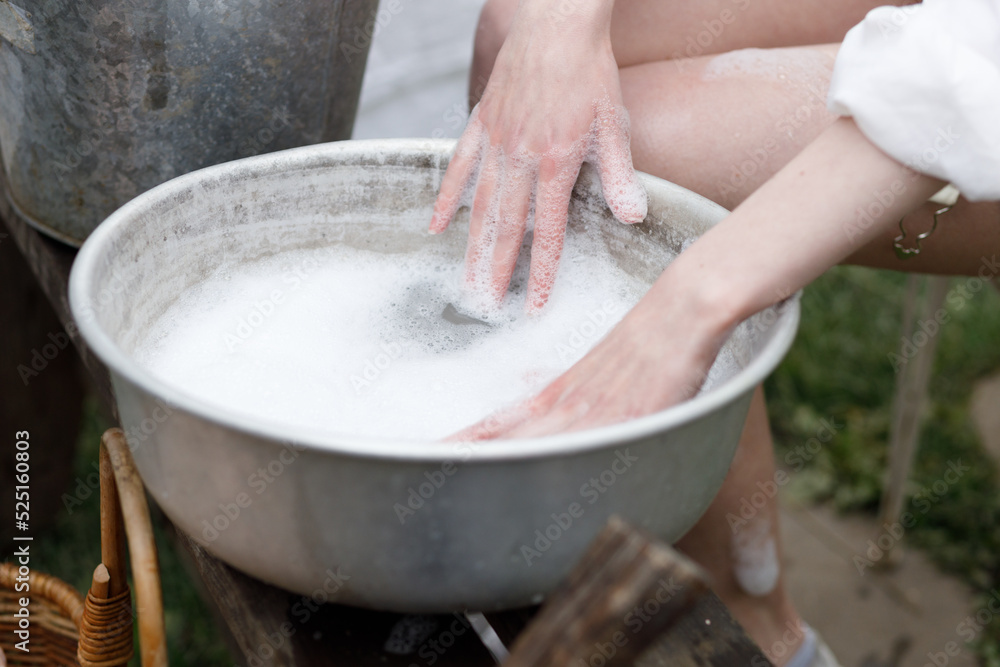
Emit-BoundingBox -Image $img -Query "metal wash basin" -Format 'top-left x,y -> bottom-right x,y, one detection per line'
69,139 -> 799,612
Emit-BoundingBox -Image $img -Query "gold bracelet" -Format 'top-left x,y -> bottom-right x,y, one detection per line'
893,184 -> 960,259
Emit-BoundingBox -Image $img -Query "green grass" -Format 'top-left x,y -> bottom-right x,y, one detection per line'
765,265 -> 1000,664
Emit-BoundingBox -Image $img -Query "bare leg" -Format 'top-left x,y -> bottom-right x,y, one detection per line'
608,0 -> 913,67
675,387 -> 800,663
622,44 -> 841,209
469,0 -> 912,107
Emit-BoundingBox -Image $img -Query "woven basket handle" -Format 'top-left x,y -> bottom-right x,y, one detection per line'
90,428 -> 168,667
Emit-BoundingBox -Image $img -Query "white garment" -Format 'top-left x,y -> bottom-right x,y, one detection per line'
828,0 -> 1000,201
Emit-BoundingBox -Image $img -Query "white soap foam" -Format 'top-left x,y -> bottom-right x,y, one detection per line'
136,230 -> 634,440
134,228 -> 738,441
732,515 -> 780,597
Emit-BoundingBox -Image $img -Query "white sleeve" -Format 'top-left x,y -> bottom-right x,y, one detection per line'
827,0 -> 1000,201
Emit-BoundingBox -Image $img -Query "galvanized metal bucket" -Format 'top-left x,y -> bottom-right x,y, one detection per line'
0,0 -> 378,245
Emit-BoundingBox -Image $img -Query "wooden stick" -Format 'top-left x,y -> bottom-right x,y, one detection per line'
90,564 -> 111,600
99,444 -> 128,598
877,275 -> 950,568
102,428 -> 168,667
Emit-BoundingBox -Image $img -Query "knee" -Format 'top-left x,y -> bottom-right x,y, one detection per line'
469,0 -> 519,107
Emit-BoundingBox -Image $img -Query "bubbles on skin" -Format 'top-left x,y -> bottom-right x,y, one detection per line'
731,516 -> 780,597
133,235 -> 665,441
701,48 -> 835,88
587,98 -> 648,225
443,97 -> 648,312
461,141 -> 539,310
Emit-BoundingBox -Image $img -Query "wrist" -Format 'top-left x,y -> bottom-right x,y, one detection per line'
646,261 -> 743,349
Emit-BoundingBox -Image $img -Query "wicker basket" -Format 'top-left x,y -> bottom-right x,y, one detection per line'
1,429 -> 167,667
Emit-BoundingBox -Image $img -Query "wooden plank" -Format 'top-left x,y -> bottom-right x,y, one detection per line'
174,531 -> 299,666
289,603 -> 497,666
174,531 -> 500,666
0,169 -> 116,415
636,593 -> 772,667
505,516 -> 706,666
505,517 -> 772,667
0,207 -> 84,541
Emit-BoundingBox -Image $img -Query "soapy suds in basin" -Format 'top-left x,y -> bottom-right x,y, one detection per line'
135,232 -> 736,441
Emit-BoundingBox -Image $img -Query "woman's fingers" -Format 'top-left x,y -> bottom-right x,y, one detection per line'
446,374 -> 569,441
445,400 -> 534,441
488,157 -> 536,303
527,156 -> 579,312
503,358 -> 617,438
463,149 -> 503,289
430,119 -> 486,234
595,107 -> 648,225
434,108 -> 644,309
504,401 -> 585,438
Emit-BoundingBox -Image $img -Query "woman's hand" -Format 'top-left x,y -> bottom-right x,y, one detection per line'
449,271 -> 734,439
430,0 -> 647,312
